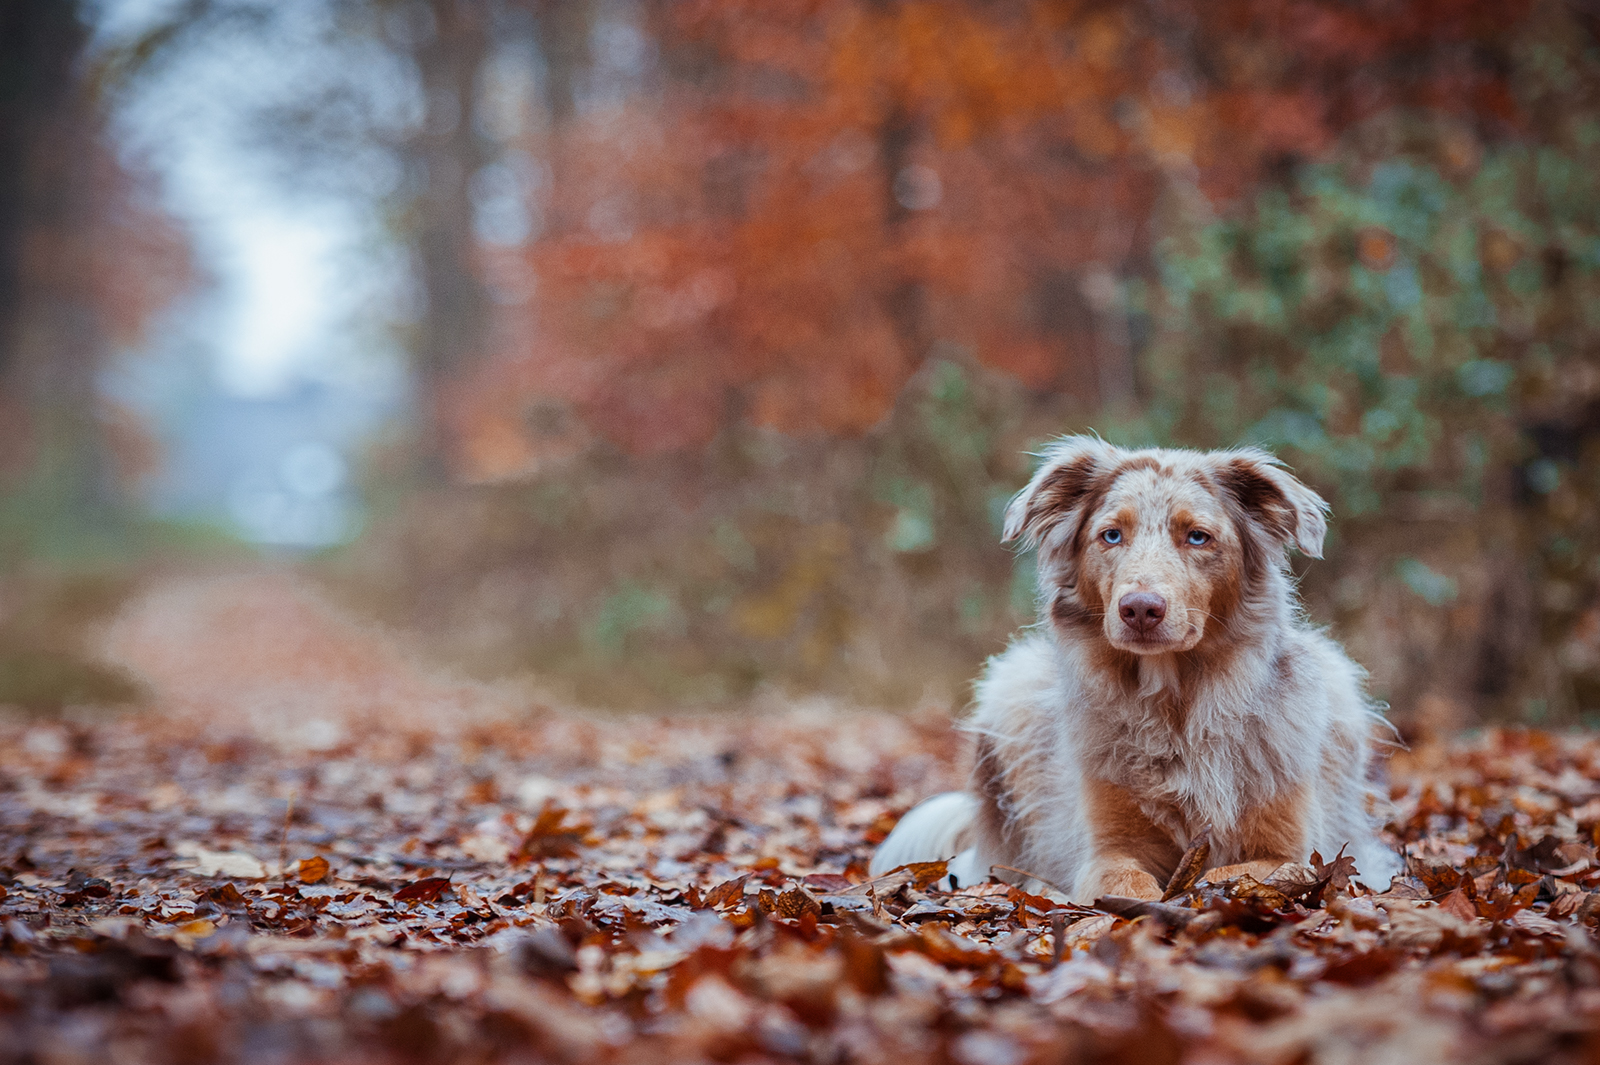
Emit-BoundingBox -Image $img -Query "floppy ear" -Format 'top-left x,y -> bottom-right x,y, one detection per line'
1002,436 -> 1121,549
1211,449 -> 1329,558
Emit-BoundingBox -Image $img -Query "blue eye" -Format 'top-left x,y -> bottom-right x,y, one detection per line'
1101,529 -> 1122,545
1186,530 -> 1211,546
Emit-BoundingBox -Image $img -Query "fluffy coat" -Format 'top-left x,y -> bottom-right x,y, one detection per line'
870,437 -> 1400,901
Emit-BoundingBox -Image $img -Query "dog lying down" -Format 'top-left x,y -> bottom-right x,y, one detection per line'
871,436 -> 1401,901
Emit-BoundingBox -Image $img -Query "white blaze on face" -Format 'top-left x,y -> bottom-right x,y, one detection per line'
1086,470 -> 1230,655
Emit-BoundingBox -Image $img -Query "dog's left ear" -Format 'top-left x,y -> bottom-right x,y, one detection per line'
1212,450 -> 1329,558
1002,435 -> 1121,549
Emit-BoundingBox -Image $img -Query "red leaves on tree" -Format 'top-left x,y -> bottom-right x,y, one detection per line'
452,0 -> 1533,475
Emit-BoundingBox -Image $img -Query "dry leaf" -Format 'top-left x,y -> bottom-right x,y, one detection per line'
520,802 -> 588,860
1162,825 -> 1212,900
1382,900 -> 1485,952
774,886 -> 821,921
703,875 -> 749,909
174,843 -> 267,880
1227,875 -> 1293,911
394,877 -> 452,903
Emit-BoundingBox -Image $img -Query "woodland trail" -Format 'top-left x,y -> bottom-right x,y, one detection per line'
1,573 -> 1599,1064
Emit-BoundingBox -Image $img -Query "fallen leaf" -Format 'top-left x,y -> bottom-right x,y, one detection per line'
1313,848 -> 1360,895
1381,900 -> 1484,953
1227,875 -> 1292,911
519,801 -> 587,860
1439,887 -> 1479,922
902,861 -> 949,890
173,843 -> 266,880
394,877 -> 452,903
1162,825 -> 1212,900
773,886 -> 822,921
703,875 -> 749,909
1267,863 -> 1326,901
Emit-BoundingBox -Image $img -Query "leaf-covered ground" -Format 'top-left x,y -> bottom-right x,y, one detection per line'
5,575 -> 1600,1065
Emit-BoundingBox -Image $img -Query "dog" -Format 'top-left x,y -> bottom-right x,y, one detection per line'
870,436 -> 1400,900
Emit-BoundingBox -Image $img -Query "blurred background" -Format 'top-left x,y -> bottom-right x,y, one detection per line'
3,0 -> 1598,733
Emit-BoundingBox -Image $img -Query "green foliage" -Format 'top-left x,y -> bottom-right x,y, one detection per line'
588,581 -> 681,657
1146,140 -> 1600,515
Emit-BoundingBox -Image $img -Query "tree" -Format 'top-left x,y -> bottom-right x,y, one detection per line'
452,0 -> 1523,474
0,0 -> 193,554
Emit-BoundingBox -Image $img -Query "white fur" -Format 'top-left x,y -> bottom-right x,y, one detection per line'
867,792 -> 978,877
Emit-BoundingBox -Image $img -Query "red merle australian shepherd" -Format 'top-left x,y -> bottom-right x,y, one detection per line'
871,436 -> 1400,900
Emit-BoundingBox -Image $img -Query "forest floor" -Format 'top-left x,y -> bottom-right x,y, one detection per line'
2,573 -> 1600,1064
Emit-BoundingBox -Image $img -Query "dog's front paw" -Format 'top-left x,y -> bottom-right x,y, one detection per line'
1085,864 -> 1163,901
1200,860 -> 1286,885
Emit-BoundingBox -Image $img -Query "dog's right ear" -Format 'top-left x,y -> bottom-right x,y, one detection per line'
1002,436 -> 1120,550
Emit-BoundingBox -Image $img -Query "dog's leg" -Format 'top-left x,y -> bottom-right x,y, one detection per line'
1078,779 -> 1182,902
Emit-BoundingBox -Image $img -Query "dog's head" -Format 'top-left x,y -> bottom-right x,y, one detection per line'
1003,437 -> 1327,655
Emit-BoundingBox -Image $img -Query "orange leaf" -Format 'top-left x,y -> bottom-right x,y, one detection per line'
297,856 -> 330,884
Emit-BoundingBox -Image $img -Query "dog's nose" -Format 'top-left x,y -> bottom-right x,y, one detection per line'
1118,592 -> 1168,633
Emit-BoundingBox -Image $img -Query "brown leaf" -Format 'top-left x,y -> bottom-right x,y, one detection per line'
297,856 -> 330,884
915,926 -> 996,968
519,802 -> 587,860
1320,947 -> 1400,985
802,873 -> 854,893
202,883 -> 246,909
836,869 -> 912,897
1227,875 -> 1292,911
774,886 -> 821,921
1382,899 -> 1484,953
1162,825 -> 1212,901
172,918 -> 216,940
901,861 -> 950,891
1504,867 -> 1540,887
1438,887 -> 1479,922
394,877 -> 452,903
1266,863 -> 1324,898
838,931 -> 887,996
1313,847 -> 1359,895
703,875 -> 749,910
1510,909 -> 1565,937
834,860 -> 948,900
1094,895 -> 1198,928
1549,890 -> 1586,919
1406,856 -> 1462,896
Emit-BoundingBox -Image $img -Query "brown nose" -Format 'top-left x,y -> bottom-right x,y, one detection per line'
1118,592 -> 1168,633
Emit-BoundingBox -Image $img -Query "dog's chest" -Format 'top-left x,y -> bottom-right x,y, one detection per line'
1086,709 -> 1274,836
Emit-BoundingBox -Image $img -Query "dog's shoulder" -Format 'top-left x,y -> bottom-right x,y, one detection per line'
969,631 -> 1062,737
1274,622 -> 1380,724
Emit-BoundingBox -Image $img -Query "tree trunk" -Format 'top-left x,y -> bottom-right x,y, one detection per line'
0,0 -> 118,524
410,0 -> 494,477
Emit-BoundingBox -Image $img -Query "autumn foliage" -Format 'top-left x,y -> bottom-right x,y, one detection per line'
459,0 -> 1527,474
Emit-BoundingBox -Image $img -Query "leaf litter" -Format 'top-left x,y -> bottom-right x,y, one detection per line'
3,577 -> 1600,1063
9,712 -> 1600,1065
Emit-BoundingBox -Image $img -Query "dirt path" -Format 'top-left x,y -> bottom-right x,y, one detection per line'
0,574 -> 1598,1064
